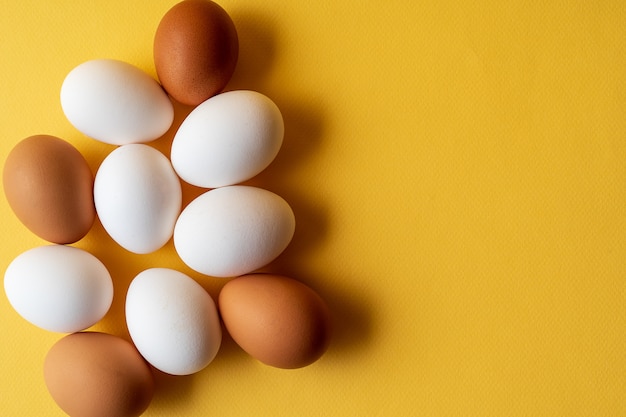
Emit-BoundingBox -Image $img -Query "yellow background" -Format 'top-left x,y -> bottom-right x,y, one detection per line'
1,0 -> 625,415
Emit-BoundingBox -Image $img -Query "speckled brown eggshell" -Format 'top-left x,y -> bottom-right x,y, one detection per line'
44,332 -> 155,417
3,135 -> 95,244
219,274 -> 332,369
154,0 -> 239,106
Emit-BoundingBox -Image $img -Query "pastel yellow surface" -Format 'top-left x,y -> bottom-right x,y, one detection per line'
1,0 -> 625,415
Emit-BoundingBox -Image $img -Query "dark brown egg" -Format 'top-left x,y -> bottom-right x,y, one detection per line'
219,274 -> 332,369
3,135 -> 95,244
44,332 -> 155,417
154,0 -> 239,105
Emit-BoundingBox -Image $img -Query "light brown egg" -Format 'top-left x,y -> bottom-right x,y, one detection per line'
219,274 -> 332,369
44,332 -> 155,417
3,135 -> 95,244
154,0 -> 239,106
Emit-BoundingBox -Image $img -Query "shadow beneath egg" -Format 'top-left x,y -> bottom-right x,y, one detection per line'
150,97 -> 194,160
267,97 -> 326,176
265,269 -> 373,361
320,284 -> 373,357
149,368 -> 195,411
226,12 -> 374,360
226,9 -> 277,91
150,97 -> 209,210
255,191 -> 328,272
211,323 -> 253,366
77,220 -> 139,340
243,95 -> 327,269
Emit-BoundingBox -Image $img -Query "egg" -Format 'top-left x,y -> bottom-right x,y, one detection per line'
125,268 -> 222,375
3,245 -> 113,333
154,0 -> 239,105
94,144 -> 182,254
44,332 -> 154,417
171,90 -> 284,188
219,274 -> 332,369
174,185 -> 295,277
3,135 -> 95,244
61,59 -> 174,145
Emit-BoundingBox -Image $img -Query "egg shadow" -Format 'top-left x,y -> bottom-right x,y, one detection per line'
226,9 -> 277,91
242,95 -> 327,266
211,322 -> 255,366
149,368 -> 195,413
242,99 -> 373,357
78,220 -> 155,340
308,272 -> 374,360
148,323 -> 255,413
224,11 -> 374,359
150,97 -> 194,160
318,281 -> 373,358
258,191 -> 328,272
266,95 -> 326,176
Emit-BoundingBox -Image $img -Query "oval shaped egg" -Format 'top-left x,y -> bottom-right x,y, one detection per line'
44,332 -> 154,417
171,90 -> 284,188
94,144 -> 182,254
3,135 -> 95,244
4,245 -> 113,333
154,0 -> 238,105
174,186 -> 295,277
125,268 -> 222,375
219,274 -> 332,369
61,59 -> 174,145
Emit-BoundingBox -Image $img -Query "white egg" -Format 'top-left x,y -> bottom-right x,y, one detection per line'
125,268 -> 221,375
174,185 -> 295,277
170,90 -> 284,188
61,59 -> 174,145
4,245 -> 113,333
94,144 -> 181,254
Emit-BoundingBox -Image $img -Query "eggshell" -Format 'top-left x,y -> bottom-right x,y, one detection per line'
173,186 -> 295,277
154,0 -> 239,105
44,332 -> 154,417
219,274 -> 332,369
3,135 -> 95,244
125,268 -> 222,375
4,245 -> 113,333
94,144 -> 182,254
171,90 -> 284,188
61,59 -> 174,145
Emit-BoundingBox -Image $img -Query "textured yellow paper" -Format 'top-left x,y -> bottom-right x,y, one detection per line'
1,1 -> 625,416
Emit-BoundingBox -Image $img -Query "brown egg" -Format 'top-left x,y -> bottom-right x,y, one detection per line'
219,274 -> 332,369
154,0 -> 239,105
3,135 -> 95,244
44,332 -> 155,417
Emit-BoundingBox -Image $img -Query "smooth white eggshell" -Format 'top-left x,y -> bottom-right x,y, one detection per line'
174,185 -> 295,277
4,245 -> 113,333
125,268 -> 221,375
94,144 -> 182,254
171,90 -> 284,188
61,59 -> 174,145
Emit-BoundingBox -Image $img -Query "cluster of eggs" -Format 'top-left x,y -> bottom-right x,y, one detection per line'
2,1 -> 331,416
